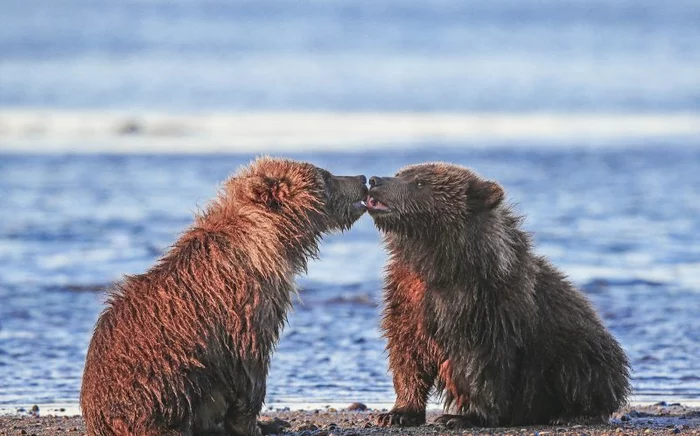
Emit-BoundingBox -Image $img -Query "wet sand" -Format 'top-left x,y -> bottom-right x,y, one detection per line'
1,403 -> 699,436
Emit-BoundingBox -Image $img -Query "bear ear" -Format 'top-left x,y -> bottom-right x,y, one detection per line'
481,181 -> 504,209
470,180 -> 504,210
248,176 -> 290,210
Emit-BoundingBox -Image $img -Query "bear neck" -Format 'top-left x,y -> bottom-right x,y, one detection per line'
200,196 -> 323,277
386,207 -> 531,289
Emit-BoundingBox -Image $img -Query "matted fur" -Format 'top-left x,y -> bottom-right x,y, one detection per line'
368,162 -> 631,428
80,157 -> 367,436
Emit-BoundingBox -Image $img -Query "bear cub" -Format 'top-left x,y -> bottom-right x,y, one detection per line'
81,157 -> 367,436
367,162 -> 630,428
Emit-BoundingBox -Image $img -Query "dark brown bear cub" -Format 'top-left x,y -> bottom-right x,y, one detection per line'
80,157 -> 367,436
367,162 -> 630,428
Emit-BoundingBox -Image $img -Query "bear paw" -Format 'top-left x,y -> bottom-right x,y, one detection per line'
434,414 -> 479,429
376,409 -> 425,427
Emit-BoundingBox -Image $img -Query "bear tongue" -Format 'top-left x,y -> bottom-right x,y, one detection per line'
367,196 -> 389,211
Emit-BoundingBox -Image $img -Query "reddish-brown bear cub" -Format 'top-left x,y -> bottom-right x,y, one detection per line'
367,162 -> 630,428
81,157 -> 367,436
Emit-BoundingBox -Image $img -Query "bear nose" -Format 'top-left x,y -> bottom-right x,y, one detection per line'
369,176 -> 382,188
358,175 -> 367,184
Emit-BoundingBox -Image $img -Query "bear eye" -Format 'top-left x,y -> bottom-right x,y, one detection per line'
416,180 -> 425,188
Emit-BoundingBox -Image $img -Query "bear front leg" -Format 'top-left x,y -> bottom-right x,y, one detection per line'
377,264 -> 441,428
224,395 -> 264,436
377,335 -> 438,427
225,410 -> 262,436
376,310 -> 440,428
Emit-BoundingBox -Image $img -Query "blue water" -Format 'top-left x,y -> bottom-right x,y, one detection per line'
1,146 -> 699,407
1,0 -> 699,410
1,0 -> 699,111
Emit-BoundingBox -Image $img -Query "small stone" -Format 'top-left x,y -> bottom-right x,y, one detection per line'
30,405 -> 39,413
620,414 -> 630,421
616,428 -> 623,433
298,424 -> 319,431
259,417 -> 290,434
313,431 -> 329,436
673,428 -> 681,434
629,410 -> 652,418
556,428 -> 567,432
347,402 -> 368,412
645,429 -> 652,434
328,408 -> 337,413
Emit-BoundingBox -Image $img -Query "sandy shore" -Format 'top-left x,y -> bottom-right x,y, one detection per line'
1,403 -> 699,436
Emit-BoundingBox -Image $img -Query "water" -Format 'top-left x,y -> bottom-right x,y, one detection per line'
1,0 -> 699,411
1,0 -> 699,111
1,147 -> 699,408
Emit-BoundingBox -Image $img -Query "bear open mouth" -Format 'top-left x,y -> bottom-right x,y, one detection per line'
366,196 -> 390,212
352,200 -> 367,209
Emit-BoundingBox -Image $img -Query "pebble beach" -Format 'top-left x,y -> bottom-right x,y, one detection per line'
2,404 -> 699,436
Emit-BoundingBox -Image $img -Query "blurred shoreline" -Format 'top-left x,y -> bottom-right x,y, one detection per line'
1,110 -> 699,153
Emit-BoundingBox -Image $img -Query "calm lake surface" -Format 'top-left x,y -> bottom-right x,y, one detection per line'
2,0 -> 699,112
1,147 -> 699,407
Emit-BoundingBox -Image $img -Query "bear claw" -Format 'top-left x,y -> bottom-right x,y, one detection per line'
434,414 -> 478,429
376,410 -> 425,427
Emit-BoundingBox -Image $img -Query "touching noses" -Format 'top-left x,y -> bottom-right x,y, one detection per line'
369,176 -> 383,188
